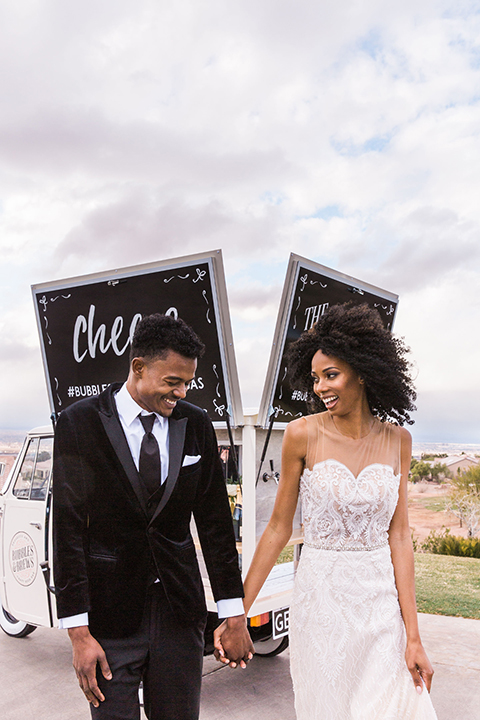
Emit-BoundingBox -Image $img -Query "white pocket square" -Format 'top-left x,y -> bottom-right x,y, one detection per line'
182,454 -> 201,467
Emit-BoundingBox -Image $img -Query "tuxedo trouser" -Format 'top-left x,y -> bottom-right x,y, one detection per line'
91,582 -> 206,720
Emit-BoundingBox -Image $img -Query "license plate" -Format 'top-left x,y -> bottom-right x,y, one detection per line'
272,606 -> 289,639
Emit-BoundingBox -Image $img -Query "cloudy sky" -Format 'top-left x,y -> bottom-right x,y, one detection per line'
1,0 -> 479,442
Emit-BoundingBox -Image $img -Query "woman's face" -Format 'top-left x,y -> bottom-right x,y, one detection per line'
311,349 -> 365,416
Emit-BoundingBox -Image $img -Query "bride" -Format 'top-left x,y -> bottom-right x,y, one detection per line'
215,303 -> 437,719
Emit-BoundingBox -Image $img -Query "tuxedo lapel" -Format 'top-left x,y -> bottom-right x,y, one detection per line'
149,415 -> 187,525
98,396 -> 149,516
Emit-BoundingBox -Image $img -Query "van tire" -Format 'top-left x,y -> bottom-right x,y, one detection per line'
0,604 -> 37,637
253,634 -> 289,657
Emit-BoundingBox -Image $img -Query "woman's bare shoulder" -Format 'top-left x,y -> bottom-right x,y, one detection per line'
383,420 -> 411,440
283,416 -> 309,456
288,415 -> 309,428
389,422 -> 412,444
283,413 -> 327,460
398,425 -> 412,454
382,421 -> 412,457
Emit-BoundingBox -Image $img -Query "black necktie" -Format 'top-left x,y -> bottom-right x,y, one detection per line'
139,414 -> 161,496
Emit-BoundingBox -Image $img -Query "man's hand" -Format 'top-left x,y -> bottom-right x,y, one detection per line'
68,626 -> 112,707
213,615 -> 254,668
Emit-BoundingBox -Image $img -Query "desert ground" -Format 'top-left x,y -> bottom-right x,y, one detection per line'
408,482 -> 469,543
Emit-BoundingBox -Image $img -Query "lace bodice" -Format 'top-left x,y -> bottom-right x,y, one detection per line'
301,460 -> 400,550
300,413 -> 402,551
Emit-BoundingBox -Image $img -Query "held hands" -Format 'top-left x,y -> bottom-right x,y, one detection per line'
68,626 -> 112,707
213,615 -> 255,669
405,639 -> 434,694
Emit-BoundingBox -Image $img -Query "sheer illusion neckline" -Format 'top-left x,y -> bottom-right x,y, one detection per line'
304,412 -> 401,479
328,412 -> 378,440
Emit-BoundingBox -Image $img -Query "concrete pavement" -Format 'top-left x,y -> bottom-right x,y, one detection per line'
199,613 -> 480,720
0,613 -> 478,719
416,613 -> 480,719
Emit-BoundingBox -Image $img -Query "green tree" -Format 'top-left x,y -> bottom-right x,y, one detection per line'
410,459 -> 451,483
430,462 -> 451,482
410,460 -> 433,483
36,451 -> 51,462
446,465 -> 480,538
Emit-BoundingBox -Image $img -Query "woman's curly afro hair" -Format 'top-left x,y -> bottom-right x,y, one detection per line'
286,303 -> 417,426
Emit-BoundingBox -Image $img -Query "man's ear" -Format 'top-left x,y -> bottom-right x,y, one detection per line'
131,357 -> 145,377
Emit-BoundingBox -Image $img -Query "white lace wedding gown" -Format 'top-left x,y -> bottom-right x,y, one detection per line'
289,413 -> 437,720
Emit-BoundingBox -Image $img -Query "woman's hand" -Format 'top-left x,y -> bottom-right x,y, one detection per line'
405,639 -> 434,694
213,619 -> 232,666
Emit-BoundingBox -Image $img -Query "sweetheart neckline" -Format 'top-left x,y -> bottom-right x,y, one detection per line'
304,459 -> 400,481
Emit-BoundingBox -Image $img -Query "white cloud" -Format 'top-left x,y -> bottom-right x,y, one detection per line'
0,0 -> 479,440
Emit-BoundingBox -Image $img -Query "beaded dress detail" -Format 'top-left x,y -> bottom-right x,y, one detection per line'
289,413 -> 437,720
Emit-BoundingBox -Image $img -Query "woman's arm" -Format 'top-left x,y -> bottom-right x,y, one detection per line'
242,417 -> 307,614
388,427 -> 434,694
214,417 -> 306,663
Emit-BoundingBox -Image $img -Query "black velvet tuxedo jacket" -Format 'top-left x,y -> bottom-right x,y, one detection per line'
52,383 -> 243,639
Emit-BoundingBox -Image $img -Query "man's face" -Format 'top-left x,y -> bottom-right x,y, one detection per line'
128,350 -> 197,417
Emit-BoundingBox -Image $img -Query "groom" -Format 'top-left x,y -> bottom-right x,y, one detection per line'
53,313 -> 253,720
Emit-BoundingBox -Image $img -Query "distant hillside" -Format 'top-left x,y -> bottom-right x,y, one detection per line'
0,430 -> 29,454
412,441 -> 480,459
1,428 -> 479,459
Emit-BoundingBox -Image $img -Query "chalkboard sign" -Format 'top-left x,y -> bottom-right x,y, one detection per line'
257,254 -> 399,427
32,250 -> 242,427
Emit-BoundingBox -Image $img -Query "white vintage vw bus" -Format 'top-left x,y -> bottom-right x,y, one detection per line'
0,425 -> 56,637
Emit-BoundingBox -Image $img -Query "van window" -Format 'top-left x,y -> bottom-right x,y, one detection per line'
12,436 -> 54,501
13,438 -> 39,499
31,437 -> 54,501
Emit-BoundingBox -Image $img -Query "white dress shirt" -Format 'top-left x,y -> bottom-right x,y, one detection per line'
115,381 -> 170,482
58,383 -> 243,628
